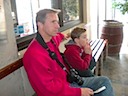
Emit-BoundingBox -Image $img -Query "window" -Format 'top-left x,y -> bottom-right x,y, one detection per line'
59,0 -> 83,31
62,0 -> 80,23
12,0 -> 83,51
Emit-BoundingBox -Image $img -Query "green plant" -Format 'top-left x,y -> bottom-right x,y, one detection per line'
112,0 -> 128,15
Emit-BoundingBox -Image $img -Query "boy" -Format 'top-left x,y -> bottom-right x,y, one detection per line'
64,27 -> 95,77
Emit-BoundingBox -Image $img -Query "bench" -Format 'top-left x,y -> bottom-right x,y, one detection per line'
90,39 -> 108,76
0,39 -> 108,79
0,39 -> 107,96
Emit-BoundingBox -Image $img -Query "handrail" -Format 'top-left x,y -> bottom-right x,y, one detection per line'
0,58 -> 23,80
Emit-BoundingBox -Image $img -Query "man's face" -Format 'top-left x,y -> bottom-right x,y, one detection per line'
43,13 -> 60,37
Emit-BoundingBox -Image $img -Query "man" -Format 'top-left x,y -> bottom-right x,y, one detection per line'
23,8 -> 115,96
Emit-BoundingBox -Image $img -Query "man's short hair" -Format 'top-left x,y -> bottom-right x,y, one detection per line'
71,27 -> 86,41
36,8 -> 61,24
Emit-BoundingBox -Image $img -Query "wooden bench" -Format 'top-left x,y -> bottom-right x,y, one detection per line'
90,39 -> 108,76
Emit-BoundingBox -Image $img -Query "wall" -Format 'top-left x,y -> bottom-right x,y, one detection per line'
0,0 -> 34,96
83,0 -> 92,40
0,0 -> 18,68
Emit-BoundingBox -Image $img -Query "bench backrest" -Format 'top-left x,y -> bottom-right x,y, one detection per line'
90,39 -> 107,62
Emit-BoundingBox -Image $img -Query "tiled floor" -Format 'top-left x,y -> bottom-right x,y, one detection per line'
102,23 -> 128,96
103,55 -> 128,96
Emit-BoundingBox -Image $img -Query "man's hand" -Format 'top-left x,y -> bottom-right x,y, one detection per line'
63,32 -> 71,40
81,88 -> 94,96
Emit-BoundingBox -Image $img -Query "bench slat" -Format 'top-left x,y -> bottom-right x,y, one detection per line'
94,40 -> 107,61
90,39 -> 100,50
92,39 -> 104,58
89,40 -> 96,46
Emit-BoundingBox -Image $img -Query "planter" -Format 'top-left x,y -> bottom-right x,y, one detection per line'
100,20 -> 123,55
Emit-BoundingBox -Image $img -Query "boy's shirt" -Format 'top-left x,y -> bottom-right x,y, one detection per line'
64,40 -> 92,70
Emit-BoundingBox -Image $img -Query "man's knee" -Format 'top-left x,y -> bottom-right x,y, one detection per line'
100,76 -> 112,84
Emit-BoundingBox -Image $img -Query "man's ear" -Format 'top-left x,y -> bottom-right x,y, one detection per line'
37,22 -> 43,27
37,22 -> 44,31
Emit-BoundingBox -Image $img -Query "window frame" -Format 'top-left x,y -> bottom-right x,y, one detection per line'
16,0 -> 83,51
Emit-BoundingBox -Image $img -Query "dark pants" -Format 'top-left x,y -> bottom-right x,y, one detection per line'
77,57 -> 96,77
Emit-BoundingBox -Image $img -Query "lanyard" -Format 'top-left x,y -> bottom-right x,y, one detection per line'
36,32 -> 70,74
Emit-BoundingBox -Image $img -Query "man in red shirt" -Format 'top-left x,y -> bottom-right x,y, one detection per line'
23,8 -> 115,96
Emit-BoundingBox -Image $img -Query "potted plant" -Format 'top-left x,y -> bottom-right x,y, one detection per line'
112,0 -> 128,15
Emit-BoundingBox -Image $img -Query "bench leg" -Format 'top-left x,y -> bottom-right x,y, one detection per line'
94,61 -> 99,75
103,41 -> 108,61
98,52 -> 104,76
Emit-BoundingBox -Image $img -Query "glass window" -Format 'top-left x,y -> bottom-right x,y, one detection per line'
11,0 -> 83,51
13,0 -> 52,38
39,0 -> 52,9
32,0 -> 52,33
62,0 -> 79,23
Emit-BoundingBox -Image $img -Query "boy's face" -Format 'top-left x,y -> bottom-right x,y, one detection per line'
77,32 -> 88,47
